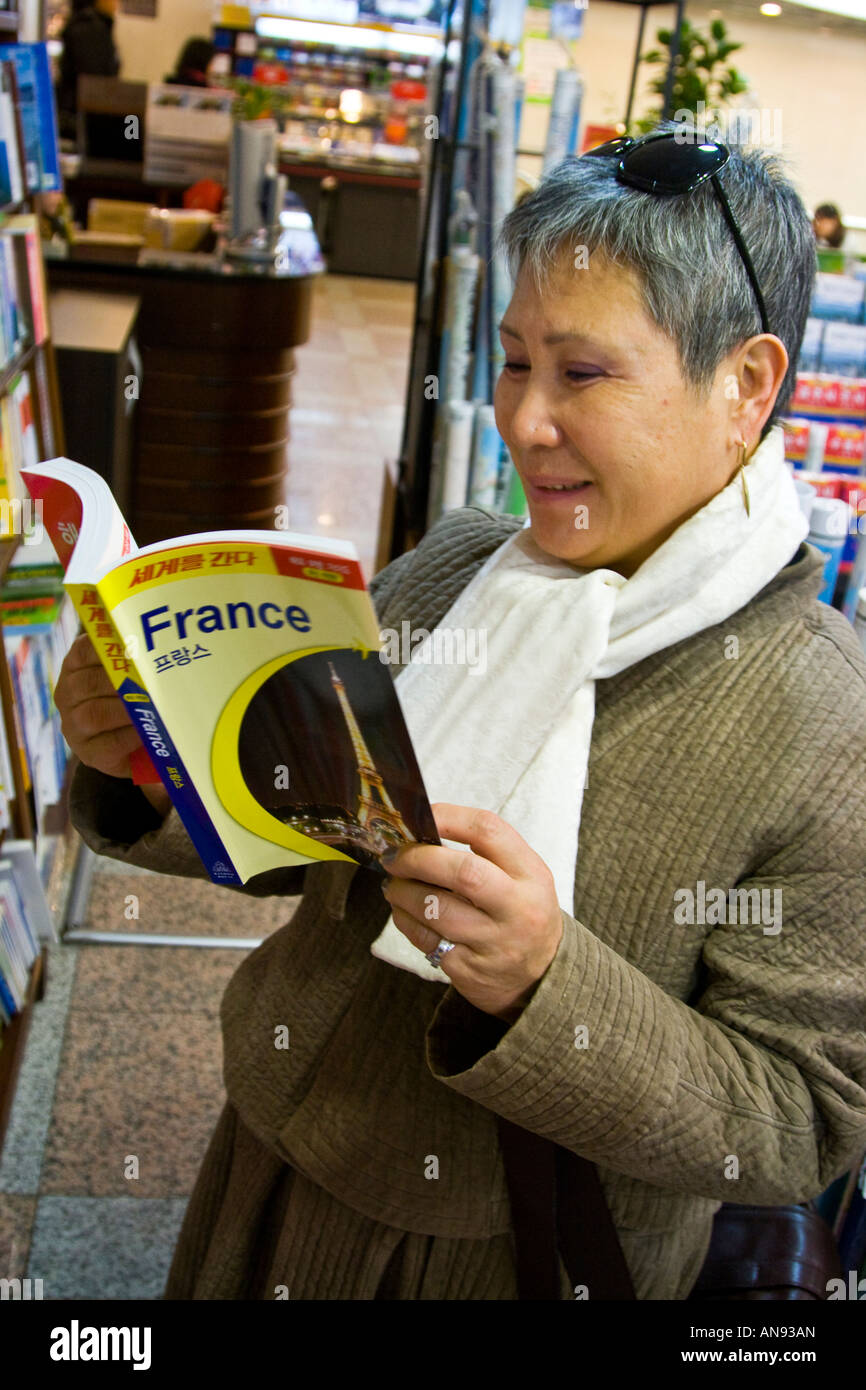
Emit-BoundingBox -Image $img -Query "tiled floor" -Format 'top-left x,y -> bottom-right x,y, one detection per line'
284,274 -> 414,579
0,272 -> 414,1299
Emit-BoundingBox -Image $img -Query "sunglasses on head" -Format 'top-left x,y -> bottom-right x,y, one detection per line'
583,131 -> 770,336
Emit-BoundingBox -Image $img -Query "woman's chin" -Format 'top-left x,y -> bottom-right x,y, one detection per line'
526,512 -> 608,567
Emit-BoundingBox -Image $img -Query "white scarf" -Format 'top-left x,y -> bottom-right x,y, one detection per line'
371,426 -> 807,983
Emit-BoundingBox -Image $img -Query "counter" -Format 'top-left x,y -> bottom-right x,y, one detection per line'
46,244 -> 319,547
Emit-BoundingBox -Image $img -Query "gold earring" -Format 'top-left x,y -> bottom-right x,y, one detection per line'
738,439 -> 750,518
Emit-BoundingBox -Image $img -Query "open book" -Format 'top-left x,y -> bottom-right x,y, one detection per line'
22,459 -> 439,884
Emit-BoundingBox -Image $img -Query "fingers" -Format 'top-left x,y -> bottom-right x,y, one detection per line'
56,636 -> 125,713
56,633 -> 138,777
432,804 -> 551,883
61,631 -> 103,675
382,876 -> 491,949
388,903 -> 459,979
76,725 -> 143,779
383,805 -> 552,919
384,838 -> 513,919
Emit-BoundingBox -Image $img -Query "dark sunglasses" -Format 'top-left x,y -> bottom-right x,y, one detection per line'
583,132 -> 770,336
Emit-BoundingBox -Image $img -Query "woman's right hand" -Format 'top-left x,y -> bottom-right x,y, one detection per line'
55,634 -> 171,816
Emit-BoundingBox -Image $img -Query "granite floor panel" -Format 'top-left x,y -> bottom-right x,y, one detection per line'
80,870 -> 298,939
40,1008 -> 226,1198
0,940 -> 80,1196
71,940 -> 252,1017
27,1195 -> 189,1300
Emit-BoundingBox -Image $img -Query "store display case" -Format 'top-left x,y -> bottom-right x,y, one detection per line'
210,6 -> 442,276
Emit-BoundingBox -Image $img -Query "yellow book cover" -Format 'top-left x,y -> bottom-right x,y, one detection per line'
0,396 -> 15,525
22,458 -> 439,885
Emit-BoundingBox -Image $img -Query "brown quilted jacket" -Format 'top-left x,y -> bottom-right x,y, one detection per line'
69,506 -> 866,1299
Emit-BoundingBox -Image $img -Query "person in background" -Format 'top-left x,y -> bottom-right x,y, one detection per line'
164,38 -> 217,89
56,0 -> 120,141
812,203 -> 849,250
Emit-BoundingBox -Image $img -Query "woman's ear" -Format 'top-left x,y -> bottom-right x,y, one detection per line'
726,335 -> 789,442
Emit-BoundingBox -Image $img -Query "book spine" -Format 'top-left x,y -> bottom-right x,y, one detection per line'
31,44 -> 60,193
0,958 -> 18,1018
67,582 -> 242,885
0,73 -> 23,205
21,227 -> 45,344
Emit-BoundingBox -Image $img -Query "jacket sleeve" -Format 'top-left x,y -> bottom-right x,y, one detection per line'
426,754 -> 866,1207
68,757 -> 309,898
65,548 -> 421,895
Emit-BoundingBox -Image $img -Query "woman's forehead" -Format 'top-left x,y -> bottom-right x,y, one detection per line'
507,254 -> 649,331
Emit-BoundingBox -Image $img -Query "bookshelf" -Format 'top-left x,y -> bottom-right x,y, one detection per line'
0,12 -> 79,1160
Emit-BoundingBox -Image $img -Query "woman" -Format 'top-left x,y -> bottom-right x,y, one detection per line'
57,134 -> 866,1301
164,38 -> 216,89
812,202 -> 845,250
56,0 -> 120,142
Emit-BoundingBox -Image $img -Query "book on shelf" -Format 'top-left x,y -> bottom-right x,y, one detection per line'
5,212 -> 49,347
0,233 -> 23,364
1,537 -> 75,828
5,631 -> 65,831
0,366 -> 40,533
31,342 -> 54,456
0,850 -> 40,1023
22,457 -> 440,887
0,212 -> 49,378
10,369 -> 37,466
2,532 -> 64,598
0,42 -> 60,195
0,695 -> 12,834
0,58 -> 23,208
0,839 -> 54,1025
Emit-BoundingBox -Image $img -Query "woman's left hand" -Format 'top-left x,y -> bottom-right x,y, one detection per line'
381,803 -> 564,1023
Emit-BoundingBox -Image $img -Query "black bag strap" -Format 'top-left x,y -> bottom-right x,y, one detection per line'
498,1116 -> 636,1300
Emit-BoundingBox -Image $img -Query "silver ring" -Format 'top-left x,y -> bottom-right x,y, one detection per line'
425,937 -> 456,969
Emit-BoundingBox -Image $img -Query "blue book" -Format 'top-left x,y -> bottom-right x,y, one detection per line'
0,966 -> 17,1021
0,43 -> 60,194
0,140 -> 11,206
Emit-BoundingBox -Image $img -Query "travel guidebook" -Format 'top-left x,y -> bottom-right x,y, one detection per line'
22,459 -> 440,885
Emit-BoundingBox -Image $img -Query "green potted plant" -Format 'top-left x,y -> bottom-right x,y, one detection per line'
633,17 -> 749,136
230,78 -> 289,123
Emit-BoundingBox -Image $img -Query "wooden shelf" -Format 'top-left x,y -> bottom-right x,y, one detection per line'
0,19 -> 68,1158
0,950 -> 44,1161
0,537 -> 20,583
0,340 -> 37,400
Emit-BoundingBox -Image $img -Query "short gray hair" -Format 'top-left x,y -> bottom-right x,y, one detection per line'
498,133 -> 816,421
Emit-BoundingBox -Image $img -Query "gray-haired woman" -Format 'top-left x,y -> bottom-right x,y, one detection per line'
57,133 -> 866,1301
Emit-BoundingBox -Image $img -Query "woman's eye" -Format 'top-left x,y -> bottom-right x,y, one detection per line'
566,369 -> 600,381
503,360 -> 529,373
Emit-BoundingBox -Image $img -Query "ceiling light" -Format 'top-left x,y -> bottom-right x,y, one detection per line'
780,0 -> 866,17
760,3 -> 782,14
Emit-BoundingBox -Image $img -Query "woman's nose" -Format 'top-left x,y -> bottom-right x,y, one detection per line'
508,386 -> 561,450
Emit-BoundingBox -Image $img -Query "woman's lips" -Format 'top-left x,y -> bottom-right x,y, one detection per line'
525,479 -> 594,504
